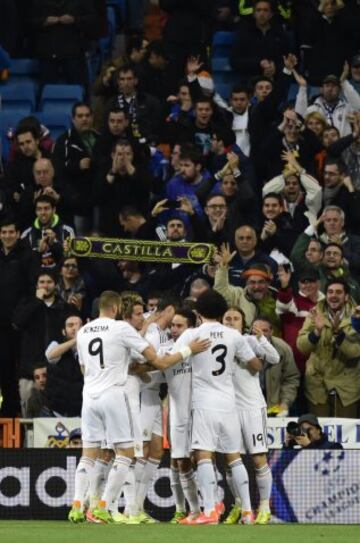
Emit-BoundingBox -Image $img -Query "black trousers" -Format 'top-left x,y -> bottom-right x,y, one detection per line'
0,326 -> 20,417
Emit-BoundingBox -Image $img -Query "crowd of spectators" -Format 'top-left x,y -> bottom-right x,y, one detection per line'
1,0 -> 360,423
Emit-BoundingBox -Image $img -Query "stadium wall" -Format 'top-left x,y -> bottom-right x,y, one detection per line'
0,449 -> 359,523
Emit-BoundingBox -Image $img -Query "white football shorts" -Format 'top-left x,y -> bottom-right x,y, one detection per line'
191,408 -> 241,453
140,388 -> 163,440
82,385 -> 134,446
238,406 -> 268,454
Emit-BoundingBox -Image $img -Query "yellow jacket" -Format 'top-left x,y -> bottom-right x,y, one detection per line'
297,301 -> 360,406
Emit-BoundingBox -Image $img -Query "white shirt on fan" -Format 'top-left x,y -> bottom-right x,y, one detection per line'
173,322 -> 256,412
233,334 -> 280,410
77,317 -> 149,398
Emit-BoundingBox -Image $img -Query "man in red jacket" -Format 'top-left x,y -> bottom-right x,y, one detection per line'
275,267 -> 323,376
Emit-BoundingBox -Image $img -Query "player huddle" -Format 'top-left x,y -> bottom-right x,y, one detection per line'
68,288 -> 279,526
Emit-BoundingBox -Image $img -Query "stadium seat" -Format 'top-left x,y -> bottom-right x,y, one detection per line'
99,6 -> 117,61
0,81 -> 36,113
212,32 -> 235,58
0,111 -> 26,162
287,83 -> 299,102
36,111 -> 71,140
9,58 -> 40,78
211,58 -> 232,72
214,81 -> 232,101
106,0 -> 126,20
39,84 -> 84,112
309,86 -> 321,100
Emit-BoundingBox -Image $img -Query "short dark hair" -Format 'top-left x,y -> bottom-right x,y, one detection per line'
62,312 -> 82,330
32,361 -> 48,372
166,215 -> 186,228
251,75 -> 273,90
252,315 -> 273,328
175,308 -> 197,328
213,127 -> 236,147
194,97 -> 213,108
231,85 -> 250,97
254,0 -> 273,9
108,107 -> 128,119
323,126 -> 340,136
205,193 -> 226,206
118,63 -> 137,77
179,144 -> 203,166
263,192 -> 284,205
16,116 -> 42,139
323,243 -> 344,256
36,270 -> 58,284
119,206 -> 144,219
35,194 -> 56,208
71,102 -> 92,118
157,295 -> 181,312
324,157 -> 346,175
15,125 -> 39,141
0,216 -> 19,231
195,289 -> 228,320
325,278 -> 350,295
112,138 -> 133,153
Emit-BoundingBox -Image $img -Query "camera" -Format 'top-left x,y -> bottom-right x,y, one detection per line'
286,421 -> 304,438
167,200 -> 181,210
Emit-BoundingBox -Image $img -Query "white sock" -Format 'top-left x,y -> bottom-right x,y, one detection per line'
213,464 -> 222,504
170,467 -> 186,512
229,458 -> 251,512
226,469 -> 241,507
255,464 -> 272,512
197,459 -> 216,515
88,459 -> 109,510
180,469 -> 200,513
134,457 -> 146,495
124,464 -> 138,516
102,456 -> 132,511
136,457 -> 160,510
73,457 -> 94,510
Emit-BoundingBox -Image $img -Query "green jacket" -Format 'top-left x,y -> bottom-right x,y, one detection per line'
297,300 -> 360,407
265,336 -> 300,408
239,0 -> 292,19
214,266 -> 281,335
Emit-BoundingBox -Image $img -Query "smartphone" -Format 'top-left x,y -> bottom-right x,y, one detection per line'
167,200 -> 181,209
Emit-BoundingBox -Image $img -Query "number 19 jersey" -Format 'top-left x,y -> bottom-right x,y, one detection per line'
174,322 -> 256,412
77,317 -> 149,398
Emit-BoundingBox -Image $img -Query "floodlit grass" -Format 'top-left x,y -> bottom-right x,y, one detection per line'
0,522 -> 359,543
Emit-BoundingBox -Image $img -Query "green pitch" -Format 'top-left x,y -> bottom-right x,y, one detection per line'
0,522 -> 359,543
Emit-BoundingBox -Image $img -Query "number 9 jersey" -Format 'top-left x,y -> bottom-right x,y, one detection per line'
174,322 -> 256,412
77,317 -> 149,399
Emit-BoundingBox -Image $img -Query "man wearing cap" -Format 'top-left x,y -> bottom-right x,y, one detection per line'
283,413 -> 343,449
297,278 -> 360,418
214,243 -> 281,334
276,266 -> 324,376
319,243 -> 360,302
68,428 -> 83,449
305,73 -> 360,137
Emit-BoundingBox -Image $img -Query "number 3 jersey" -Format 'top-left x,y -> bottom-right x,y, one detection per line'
174,322 -> 256,412
77,317 -> 149,398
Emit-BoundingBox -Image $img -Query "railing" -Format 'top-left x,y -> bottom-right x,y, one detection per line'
0,418 -> 21,447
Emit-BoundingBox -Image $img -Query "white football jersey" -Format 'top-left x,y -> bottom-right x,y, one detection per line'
163,338 -> 192,423
232,334 -> 280,409
142,323 -> 170,391
174,322 -> 256,412
77,317 -> 149,398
